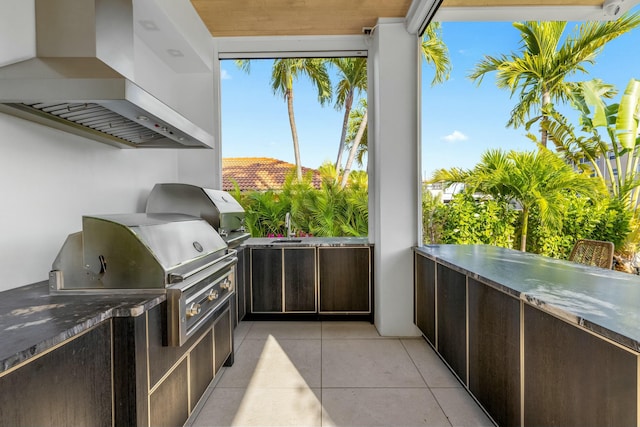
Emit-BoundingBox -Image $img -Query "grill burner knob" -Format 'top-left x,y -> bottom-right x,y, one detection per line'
220,279 -> 232,291
186,303 -> 201,318
207,289 -> 219,301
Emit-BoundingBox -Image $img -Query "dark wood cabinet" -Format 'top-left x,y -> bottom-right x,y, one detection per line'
235,247 -> 247,323
0,296 -> 233,427
284,247 -> 316,312
414,248 -> 640,427
190,331 -> 214,412
468,279 -> 521,427
524,305 -> 637,427
414,254 -> 436,345
214,307 -> 232,374
0,322 -> 113,427
436,264 -> 467,384
319,247 -> 371,313
114,301 -> 232,427
247,245 -> 372,317
250,247 -> 316,313
251,248 -> 283,312
149,359 -> 190,427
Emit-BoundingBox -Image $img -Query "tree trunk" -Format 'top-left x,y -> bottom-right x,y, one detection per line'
540,118 -> 549,148
341,110 -> 368,188
335,91 -> 354,181
286,88 -> 303,181
540,90 -> 551,148
520,206 -> 529,252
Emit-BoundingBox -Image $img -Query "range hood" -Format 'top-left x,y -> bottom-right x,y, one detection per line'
0,0 -> 214,149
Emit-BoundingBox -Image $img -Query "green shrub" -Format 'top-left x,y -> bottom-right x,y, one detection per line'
424,192 -> 518,248
423,189 -> 632,260
527,195 -> 631,258
234,167 -> 368,238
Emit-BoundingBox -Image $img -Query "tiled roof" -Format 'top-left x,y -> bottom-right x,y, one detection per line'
222,157 -> 322,191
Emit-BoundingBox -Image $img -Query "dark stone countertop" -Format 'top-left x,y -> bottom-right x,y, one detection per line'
414,244 -> 640,352
0,281 -> 165,374
244,237 -> 371,247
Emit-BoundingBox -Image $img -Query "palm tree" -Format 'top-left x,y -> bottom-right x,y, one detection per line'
330,58 -> 367,177
431,148 -> 603,251
469,15 -> 640,147
236,59 -> 332,181
271,58 -> 332,181
341,98 -> 368,188
542,78 -> 640,215
421,22 -> 451,86
337,23 -> 450,187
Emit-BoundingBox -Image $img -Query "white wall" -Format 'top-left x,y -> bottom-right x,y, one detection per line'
0,112 -> 214,291
370,19 -> 421,337
0,0 -> 35,66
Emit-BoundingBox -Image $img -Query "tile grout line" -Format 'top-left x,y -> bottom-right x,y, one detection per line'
400,338 -> 455,427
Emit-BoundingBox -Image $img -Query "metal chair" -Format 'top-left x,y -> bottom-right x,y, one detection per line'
568,239 -> 615,269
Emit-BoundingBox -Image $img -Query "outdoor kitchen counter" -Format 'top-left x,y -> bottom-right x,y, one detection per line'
0,281 -> 165,374
414,244 -> 640,352
244,236 -> 370,247
414,244 -> 640,426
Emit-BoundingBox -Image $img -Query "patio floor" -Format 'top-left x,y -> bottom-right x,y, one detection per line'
186,321 -> 495,427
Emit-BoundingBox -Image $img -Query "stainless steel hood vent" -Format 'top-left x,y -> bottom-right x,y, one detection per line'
0,0 -> 214,149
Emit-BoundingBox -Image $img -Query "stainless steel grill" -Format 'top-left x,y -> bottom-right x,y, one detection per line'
146,183 -> 251,248
49,213 -> 237,346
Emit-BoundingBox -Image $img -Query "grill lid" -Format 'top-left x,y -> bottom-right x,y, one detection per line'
146,183 -> 247,234
51,213 -> 228,291
87,213 -> 227,270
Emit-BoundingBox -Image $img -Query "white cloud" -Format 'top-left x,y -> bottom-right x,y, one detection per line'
220,68 -> 231,80
442,130 -> 468,142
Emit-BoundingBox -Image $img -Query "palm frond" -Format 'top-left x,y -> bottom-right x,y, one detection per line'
422,22 -> 452,86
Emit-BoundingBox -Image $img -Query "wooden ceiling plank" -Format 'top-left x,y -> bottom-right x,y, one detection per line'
192,0 -> 606,37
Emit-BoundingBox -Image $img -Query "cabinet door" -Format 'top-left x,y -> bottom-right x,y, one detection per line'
524,305 -> 637,427
149,359 -> 189,427
468,279 -> 520,427
436,264 -> 467,384
319,247 -> 370,313
236,247 -> 246,322
284,247 -> 316,312
414,254 -> 436,345
214,308 -> 232,374
251,248 -> 283,312
189,330 -> 214,412
0,322 -> 113,427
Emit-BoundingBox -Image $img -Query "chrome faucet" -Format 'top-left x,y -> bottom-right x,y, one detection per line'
285,212 -> 293,237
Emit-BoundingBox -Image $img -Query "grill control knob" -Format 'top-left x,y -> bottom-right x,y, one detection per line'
186,303 -> 201,318
207,290 -> 219,301
220,279 -> 232,291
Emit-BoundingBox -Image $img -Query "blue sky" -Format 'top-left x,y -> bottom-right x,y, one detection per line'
220,13 -> 640,178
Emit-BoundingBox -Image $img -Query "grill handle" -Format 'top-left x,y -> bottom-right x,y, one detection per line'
168,249 -> 237,284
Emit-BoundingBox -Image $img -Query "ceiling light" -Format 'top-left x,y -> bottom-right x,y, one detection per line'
138,20 -> 159,31
167,49 -> 184,57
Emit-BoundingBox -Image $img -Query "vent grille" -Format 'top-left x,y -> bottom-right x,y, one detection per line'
23,102 -> 166,145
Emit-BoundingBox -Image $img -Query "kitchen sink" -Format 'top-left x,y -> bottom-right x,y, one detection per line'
270,239 -> 303,243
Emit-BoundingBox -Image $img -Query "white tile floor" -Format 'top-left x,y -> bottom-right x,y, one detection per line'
186,321 -> 494,427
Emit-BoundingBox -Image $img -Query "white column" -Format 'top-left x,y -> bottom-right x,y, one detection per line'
369,19 -> 421,337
